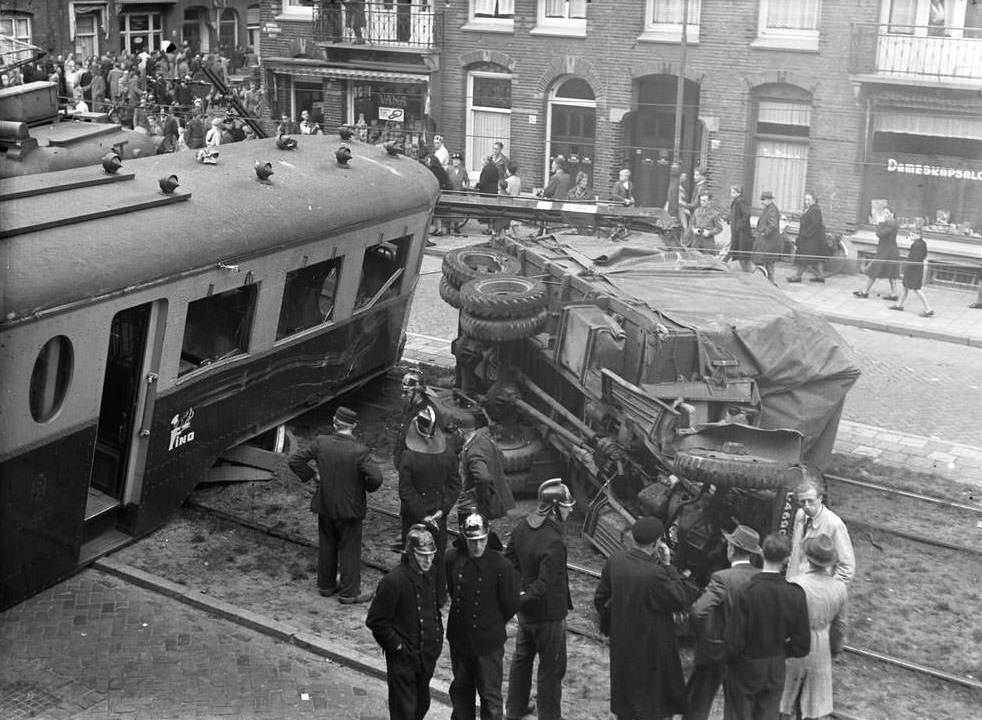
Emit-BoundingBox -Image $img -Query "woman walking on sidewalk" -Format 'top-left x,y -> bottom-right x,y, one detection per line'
889,234 -> 934,317
854,207 -> 901,299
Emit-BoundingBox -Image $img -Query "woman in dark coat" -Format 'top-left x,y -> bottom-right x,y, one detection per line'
594,517 -> 689,720
854,207 -> 901,299
788,192 -> 826,282
728,185 -> 753,271
889,234 -> 934,317
751,191 -> 782,281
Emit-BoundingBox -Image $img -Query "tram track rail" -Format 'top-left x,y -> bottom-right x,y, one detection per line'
182,495 -> 982,695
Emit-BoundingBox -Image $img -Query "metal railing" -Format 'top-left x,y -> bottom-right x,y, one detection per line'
313,2 -> 442,50
850,23 -> 982,82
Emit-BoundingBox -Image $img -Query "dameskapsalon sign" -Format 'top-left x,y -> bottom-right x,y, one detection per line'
887,158 -> 982,182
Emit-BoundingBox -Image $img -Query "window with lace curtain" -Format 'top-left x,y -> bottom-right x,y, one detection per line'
754,0 -> 822,51
642,0 -> 702,42
533,0 -> 586,35
751,97 -> 812,213
473,0 -> 514,19
465,71 -> 512,179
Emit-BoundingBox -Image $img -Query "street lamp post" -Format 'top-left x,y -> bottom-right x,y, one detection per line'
666,0 -> 689,218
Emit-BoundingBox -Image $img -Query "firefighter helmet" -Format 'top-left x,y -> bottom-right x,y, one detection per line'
462,511 -> 489,541
414,405 -> 438,439
405,524 -> 437,555
537,478 -> 575,510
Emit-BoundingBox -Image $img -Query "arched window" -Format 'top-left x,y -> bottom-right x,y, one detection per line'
547,77 -> 596,188
219,8 -> 238,51
750,84 -> 812,212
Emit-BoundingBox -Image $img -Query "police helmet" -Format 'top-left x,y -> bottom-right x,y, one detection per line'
462,512 -> 489,541
537,478 -> 575,510
405,523 -> 437,555
414,405 -> 438,439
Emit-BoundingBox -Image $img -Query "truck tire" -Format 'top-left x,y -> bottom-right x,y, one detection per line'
460,275 -> 547,319
442,246 -> 521,289
460,310 -> 548,342
495,427 -> 544,473
673,450 -> 790,490
438,276 -> 462,309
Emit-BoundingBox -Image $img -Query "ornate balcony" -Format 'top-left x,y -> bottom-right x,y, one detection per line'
850,23 -> 982,86
313,2 -> 443,52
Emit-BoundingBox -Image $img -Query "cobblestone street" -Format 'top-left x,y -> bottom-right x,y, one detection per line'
0,571 -> 396,720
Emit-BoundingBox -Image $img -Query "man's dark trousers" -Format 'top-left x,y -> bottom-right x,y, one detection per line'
449,644 -> 504,720
723,656 -> 785,720
386,648 -> 438,720
506,616 -> 566,720
317,515 -> 362,596
684,662 -> 725,720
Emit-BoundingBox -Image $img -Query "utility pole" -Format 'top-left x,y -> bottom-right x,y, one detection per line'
667,0 -> 689,217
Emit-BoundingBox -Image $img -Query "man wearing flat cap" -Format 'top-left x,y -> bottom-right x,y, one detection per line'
594,516 -> 689,720
683,525 -> 761,720
288,406 -> 383,603
751,190 -> 782,282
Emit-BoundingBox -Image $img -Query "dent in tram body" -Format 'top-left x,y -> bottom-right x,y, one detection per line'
0,135 -> 440,609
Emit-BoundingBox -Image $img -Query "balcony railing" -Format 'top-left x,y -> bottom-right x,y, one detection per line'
313,2 -> 443,50
850,23 -> 982,83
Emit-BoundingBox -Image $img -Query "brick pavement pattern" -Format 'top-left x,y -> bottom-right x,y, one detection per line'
0,570 -> 393,720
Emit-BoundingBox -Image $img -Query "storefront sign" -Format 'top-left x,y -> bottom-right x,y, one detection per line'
887,158 -> 982,182
379,107 -> 404,122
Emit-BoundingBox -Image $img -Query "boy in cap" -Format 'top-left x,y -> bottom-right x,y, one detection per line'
683,525 -> 762,720
367,524 -> 444,720
594,517 -> 689,720
288,406 -> 383,603
446,511 -> 520,720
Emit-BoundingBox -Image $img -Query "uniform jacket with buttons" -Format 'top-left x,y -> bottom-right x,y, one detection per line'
288,432 -> 383,520
398,441 -> 460,523
506,516 -> 572,622
445,533 -> 519,655
366,557 -> 444,656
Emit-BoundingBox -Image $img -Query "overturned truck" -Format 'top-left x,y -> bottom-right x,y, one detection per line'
437,230 -> 860,587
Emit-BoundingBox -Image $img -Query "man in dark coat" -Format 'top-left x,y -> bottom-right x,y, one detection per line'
477,155 -> 501,195
288,406 -> 383,603
505,479 -> 575,720
724,533 -> 810,720
446,511 -> 520,720
459,424 -> 515,524
727,185 -> 753,272
788,192 -> 827,283
594,517 -> 689,720
683,525 -> 762,720
367,524 -> 444,720
541,155 -> 572,201
751,190 -> 782,282
399,405 -> 461,605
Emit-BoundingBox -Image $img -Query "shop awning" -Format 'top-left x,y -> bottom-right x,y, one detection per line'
265,61 -> 429,85
874,112 -> 982,140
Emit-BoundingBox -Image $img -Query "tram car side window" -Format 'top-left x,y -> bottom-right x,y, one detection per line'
354,235 -> 412,311
29,335 -> 74,423
276,257 -> 343,340
180,285 -> 258,375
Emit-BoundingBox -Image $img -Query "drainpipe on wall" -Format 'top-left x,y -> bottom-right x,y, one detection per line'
667,0 -> 689,217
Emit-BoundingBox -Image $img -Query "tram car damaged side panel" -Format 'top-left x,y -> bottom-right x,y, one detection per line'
0,136 -> 439,609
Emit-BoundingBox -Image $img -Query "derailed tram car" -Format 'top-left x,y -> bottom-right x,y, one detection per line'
438,231 -> 860,588
0,135 -> 440,609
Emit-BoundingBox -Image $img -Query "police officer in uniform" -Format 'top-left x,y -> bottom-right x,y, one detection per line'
367,524 -> 445,720
399,405 -> 461,605
504,479 -> 575,720
446,511 -> 520,720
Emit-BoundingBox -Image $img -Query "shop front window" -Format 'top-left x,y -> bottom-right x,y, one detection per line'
349,81 -> 426,156
862,112 -> 982,240
120,12 -> 163,54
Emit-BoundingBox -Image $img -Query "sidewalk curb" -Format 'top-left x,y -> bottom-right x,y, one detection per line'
815,311 -> 982,348
93,557 -> 452,705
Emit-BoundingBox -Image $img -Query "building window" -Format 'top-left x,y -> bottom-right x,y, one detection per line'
180,285 -> 257,376
277,258 -> 343,340
247,4 -> 261,53
467,0 -> 515,31
753,0 -> 821,51
280,0 -> 315,20
547,77 -> 596,188
465,71 -> 512,178
0,15 -> 32,72
30,336 -> 73,423
73,4 -> 105,59
751,96 -> 811,213
642,0 -> 701,43
120,12 -> 163,54
354,236 -> 412,312
219,8 -> 238,51
533,0 -> 586,36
